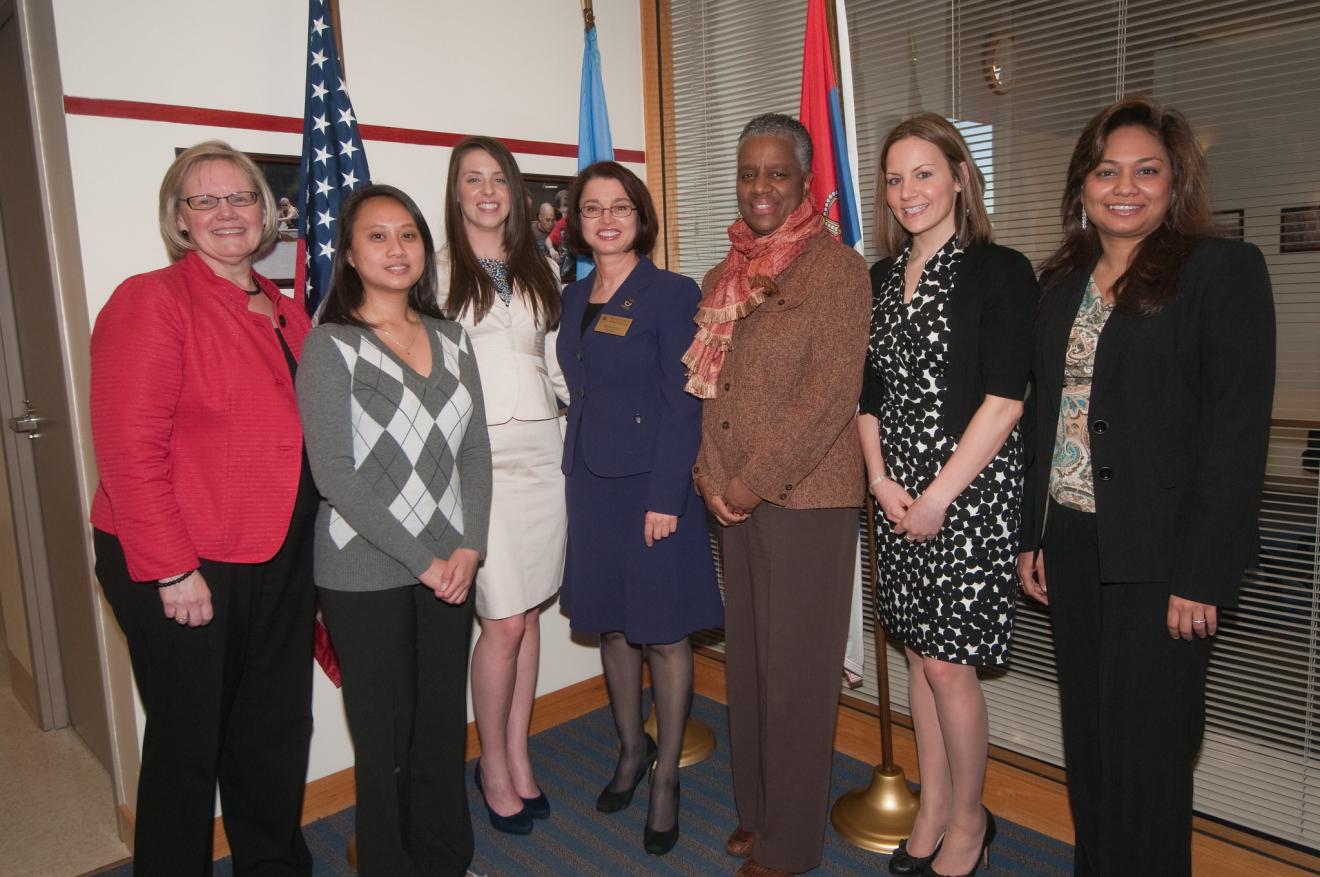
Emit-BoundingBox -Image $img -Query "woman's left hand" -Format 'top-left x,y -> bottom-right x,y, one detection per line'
644,511 -> 678,547
436,548 -> 480,605
893,492 -> 949,542
1167,594 -> 1218,640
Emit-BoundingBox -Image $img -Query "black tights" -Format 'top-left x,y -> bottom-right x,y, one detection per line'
600,632 -> 693,832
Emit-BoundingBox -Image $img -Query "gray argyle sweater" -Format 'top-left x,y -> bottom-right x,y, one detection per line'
296,315 -> 492,591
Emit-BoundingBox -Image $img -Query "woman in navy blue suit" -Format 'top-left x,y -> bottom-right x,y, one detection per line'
557,161 -> 722,856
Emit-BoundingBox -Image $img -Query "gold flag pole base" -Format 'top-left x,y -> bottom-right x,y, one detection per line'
346,834 -> 357,869
644,709 -> 717,767
830,765 -> 921,852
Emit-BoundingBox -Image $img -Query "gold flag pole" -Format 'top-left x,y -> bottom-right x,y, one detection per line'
580,0 -> 595,30
830,493 -> 921,851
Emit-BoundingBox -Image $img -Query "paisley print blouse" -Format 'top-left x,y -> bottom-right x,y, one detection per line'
1049,277 -> 1113,513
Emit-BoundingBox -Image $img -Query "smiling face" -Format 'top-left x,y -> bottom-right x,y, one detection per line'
883,136 -> 964,247
455,148 -> 510,236
1082,125 -> 1173,245
175,159 -> 266,275
346,196 -> 425,297
578,176 -> 637,257
736,134 -> 811,237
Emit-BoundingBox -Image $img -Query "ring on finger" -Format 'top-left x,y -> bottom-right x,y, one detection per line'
1192,618 -> 1206,625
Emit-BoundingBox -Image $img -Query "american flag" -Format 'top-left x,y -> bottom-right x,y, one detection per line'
296,0 -> 370,317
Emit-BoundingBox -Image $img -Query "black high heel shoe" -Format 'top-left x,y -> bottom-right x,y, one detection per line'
643,770 -> 680,855
520,790 -> 551,819
596,733 -> 658,813
888,834 -> 942,875
926,808 -> 996,877
474,759 -> 533,835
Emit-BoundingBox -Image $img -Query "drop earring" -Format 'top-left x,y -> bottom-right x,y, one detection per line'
1080,205 -> 1088,230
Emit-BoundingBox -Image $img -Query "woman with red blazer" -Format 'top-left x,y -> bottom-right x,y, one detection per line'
90,141 -> 317,876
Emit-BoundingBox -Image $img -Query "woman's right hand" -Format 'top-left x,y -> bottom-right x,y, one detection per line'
418,557 -> 450,599
695,476 -> 748,527
158,571 -> 213,627
873,478 -> 915,527
1018,550 -> 1048,605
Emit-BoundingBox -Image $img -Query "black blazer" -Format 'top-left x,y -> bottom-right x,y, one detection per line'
861,241 -> 1038,437
1020,238 -> 1275,608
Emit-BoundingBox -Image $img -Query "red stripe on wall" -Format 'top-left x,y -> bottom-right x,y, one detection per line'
62,96 -> 647,164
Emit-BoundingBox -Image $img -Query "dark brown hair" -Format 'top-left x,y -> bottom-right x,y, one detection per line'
442,136 -> 561,328
1039,97 -> 1214,315
873,114 -> 993,258
563,161 -> 659,258
319,185 -> 444,328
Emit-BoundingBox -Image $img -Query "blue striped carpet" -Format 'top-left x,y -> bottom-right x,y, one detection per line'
98,694 -> 1074,875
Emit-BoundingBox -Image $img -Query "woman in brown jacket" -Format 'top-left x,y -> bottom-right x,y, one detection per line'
688,113 -> 870,877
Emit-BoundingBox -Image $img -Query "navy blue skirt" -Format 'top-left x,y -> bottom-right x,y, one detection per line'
561,441 -> 722,644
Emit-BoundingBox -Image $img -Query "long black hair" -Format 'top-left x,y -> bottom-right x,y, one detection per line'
1038,98 -> 1214,315
319,184 -> 445,328
442,136 -> 561,328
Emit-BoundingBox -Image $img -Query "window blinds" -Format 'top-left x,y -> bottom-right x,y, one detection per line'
671,0 -> 1320,849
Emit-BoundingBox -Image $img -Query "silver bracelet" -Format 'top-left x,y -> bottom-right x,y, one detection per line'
869,472 -> 888,487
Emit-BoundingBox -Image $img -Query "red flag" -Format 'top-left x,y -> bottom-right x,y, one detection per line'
799,0 -> 861,245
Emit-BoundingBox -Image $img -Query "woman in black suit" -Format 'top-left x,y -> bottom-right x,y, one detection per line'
1018,97 -> 1275,877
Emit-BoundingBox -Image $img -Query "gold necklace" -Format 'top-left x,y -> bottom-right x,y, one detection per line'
377,318 -> 421,355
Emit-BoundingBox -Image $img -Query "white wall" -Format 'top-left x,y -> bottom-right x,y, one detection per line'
51,0 -> 645,791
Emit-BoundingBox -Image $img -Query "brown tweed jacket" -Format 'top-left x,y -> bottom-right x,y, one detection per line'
693,229 -> 869,509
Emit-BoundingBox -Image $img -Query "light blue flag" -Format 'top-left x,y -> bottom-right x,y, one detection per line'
577,24 -> 613,280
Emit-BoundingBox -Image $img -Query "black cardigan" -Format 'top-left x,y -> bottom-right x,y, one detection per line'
1019,237 -> 1275,608
860,240 -> 1038,438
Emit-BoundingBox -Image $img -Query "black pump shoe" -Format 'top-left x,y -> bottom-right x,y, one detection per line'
520,790 -> 551,819
888,835 -> 942,875
596,733 -> 658,813
474,759 -> 533,835
926,809 -> 996,877
643,778 -> 680,855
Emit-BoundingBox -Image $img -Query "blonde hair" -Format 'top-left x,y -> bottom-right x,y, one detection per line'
158,140 -> 279,262
873,114 -> 993,258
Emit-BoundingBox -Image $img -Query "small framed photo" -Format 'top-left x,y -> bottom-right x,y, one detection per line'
250,153 -> 301,287
1213,208 -> 1244,242
525,173 -> 576,283
1280,205 -> 1320,254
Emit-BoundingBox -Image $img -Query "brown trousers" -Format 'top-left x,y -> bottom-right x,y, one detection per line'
720,503 -> 858,873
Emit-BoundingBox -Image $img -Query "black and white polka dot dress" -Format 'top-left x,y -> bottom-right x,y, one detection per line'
868,236 -> 1020,666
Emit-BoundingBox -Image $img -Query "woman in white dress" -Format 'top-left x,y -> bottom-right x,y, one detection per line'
439,136 -> 567,835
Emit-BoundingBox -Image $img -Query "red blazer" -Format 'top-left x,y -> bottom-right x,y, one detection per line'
90,252 -> 312,581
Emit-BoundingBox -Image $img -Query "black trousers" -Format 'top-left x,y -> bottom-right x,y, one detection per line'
720,504 -> 858,873
96,507 -> 316,876
1043,500 -> 1212,877
318,584 -> 475,877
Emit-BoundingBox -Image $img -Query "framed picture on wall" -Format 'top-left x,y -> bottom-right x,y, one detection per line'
525,173 -> 576,283
1280,205 -> 1320,254
1213,208 -> 1244,242
250,153 -> 301,287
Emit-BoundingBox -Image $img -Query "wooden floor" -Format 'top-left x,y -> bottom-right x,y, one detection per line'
208,652 -> 1316,875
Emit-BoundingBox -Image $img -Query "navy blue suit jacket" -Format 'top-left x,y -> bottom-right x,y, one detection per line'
557,257 -> 703,516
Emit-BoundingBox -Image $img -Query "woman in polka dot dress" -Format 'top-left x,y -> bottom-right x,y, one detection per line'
858,114 -> 1036,877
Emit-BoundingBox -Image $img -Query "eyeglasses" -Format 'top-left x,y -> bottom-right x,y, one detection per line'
579,204 -> 636,219
180,191 -> 260,210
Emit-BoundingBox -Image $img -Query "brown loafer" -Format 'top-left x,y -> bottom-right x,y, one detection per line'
735,859 -> 794,877
725,826 -> 755,858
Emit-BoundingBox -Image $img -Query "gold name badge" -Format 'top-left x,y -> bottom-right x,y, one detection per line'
594,315 -> 634,336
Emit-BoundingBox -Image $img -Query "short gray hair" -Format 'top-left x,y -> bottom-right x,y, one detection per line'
737,113 -> 813,175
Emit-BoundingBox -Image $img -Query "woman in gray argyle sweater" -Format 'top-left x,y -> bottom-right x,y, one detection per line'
297,184 -> 492,877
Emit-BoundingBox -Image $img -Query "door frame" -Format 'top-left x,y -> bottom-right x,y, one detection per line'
5,0 -> 139,837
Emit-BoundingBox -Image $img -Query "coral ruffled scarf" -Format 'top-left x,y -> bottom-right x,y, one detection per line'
682,196 -> 821,398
